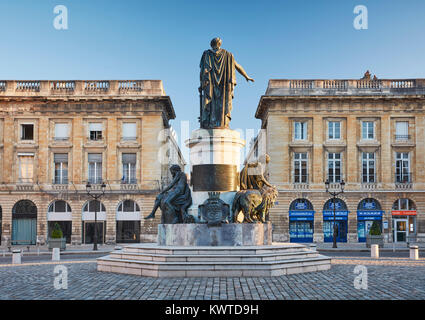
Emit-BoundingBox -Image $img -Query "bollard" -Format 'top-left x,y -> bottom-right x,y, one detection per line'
12,249 -> 22,264
371,244 -> 379,258
309,244 -> 317,252
114,246 -> 123,251
410,245 -> 419,260
52,247 -> 60,261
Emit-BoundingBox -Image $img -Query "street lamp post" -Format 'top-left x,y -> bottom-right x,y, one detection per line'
325,179 -> 345,248
86,181 -> 106,251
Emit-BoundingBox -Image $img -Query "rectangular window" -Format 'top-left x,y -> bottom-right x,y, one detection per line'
89,123 -> 103,141
122,153 -> 137,184
122,123 -> 137,140
294,122 -> 307,140
88,153 -> 102,184
54,153 -> 68,184
293,153 -> 308,183
54,123 -> 69,140
21,124 -> 34,140
328,121 -> 341,140
362,152 -> 375,183
395,152 -> 410,183
18,154 -> 34,183
361,121 -> 374,140
328,153 -> 341,183
395,121 -> 409,140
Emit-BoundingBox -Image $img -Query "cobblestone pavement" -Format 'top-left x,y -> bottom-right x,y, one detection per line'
1,258 -> 425,300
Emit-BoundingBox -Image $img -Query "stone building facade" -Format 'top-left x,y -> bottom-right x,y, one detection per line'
253,77 -> 425,244
0,80 -> 183,245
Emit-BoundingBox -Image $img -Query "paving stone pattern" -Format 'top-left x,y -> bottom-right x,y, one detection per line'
1,259 -> 424,300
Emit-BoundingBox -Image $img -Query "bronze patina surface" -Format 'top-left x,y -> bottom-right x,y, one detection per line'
199,37 -> 254,129
191,164 -> 238,192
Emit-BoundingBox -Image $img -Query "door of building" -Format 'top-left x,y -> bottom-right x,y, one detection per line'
12,218 -> 37,245
394,219 -> 408,243
83,221 -> 106,244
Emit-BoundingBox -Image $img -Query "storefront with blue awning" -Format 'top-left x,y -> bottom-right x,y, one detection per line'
289,199 -> 314,243
357,198 -> 383,242
323,199 -> 349,243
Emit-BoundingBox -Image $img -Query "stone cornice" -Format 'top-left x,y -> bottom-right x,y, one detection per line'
0,80 -> 175,121
257,95 -> 425,120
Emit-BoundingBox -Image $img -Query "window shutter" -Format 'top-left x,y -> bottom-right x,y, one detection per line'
122,123 -> 137,138
302,122 -> 307,139
122,153 -> 136,164
89,123 -> 102,131
88,153 -> 102,162
396,122 -> 408,135
54,153 -> 68,163
55,123 -> 69,138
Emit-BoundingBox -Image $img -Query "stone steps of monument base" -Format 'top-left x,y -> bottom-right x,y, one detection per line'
121,243 -> 310,256
108,250 -> 320,263
97,255 -> 331,277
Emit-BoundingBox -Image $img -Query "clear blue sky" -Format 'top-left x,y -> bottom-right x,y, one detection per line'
1,0 -> 424,156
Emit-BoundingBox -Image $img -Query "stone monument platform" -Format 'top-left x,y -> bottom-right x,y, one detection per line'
157,223 -> 272,246
97,241 -> 331,277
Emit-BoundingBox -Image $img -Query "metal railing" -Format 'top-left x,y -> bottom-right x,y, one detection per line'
395,173 -> 412,183
293,174 -> 308,184
394,134 -> 411,141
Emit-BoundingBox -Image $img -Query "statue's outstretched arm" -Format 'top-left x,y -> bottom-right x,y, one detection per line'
235,61 -> 254,82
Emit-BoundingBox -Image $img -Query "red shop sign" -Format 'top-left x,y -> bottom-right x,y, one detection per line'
391,210 -> 417,216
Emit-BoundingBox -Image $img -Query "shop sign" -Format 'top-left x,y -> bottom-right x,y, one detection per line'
357,211 -> 383,220
289,210 -> 314,221
391,210 -> 416,216
323,210 -> 349,216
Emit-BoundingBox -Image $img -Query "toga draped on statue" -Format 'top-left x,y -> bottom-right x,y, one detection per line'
200,48 -> 237,129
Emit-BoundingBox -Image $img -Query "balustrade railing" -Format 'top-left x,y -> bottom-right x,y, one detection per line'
290,80 -> 313,89
356,80 -> 382,89
50,81 -> 75,91
118,80 -> 143,92
390,80 -> 415,88
84,80 -> 109,91
0,80 -> 165,96
323,80 -> 348,89
16,81 -> 41,91
267,78 -> 424,95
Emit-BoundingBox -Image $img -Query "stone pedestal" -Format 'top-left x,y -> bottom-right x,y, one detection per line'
52,248 -> 60,261
158,223 -> 272,246
12,250 -> 21,264
185,128 -> 245,221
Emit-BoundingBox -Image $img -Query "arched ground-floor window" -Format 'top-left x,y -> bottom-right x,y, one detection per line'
289,199 -> 314,243
116,200 -> 140,243
12,200 -> 37,245
82,200 -> 106,244
323,198 -> 348,243
357,198 -> 383,243
47,200 -> 72,243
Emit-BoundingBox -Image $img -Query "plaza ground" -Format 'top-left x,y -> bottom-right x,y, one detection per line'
0,249 -> 424,300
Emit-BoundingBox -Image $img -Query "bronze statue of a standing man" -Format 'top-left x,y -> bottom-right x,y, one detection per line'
199,37 -> 254,129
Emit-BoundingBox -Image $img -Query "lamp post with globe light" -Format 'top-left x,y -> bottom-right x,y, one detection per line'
325,179 -> 345,248
86,181 -> 106,251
